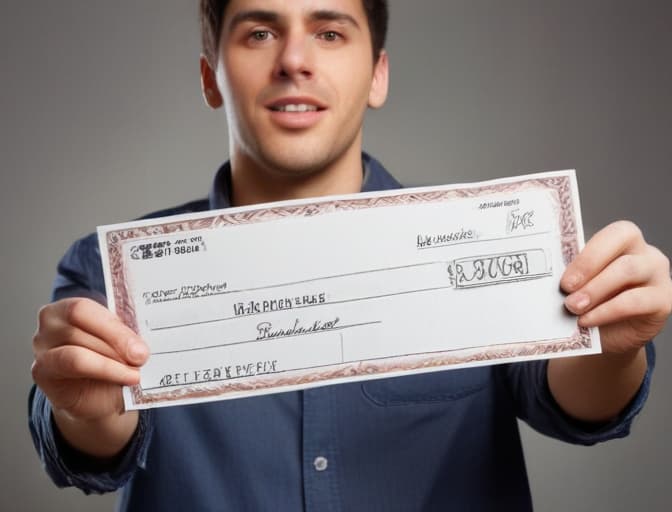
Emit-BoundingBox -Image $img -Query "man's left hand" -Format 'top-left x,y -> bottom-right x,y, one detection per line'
561,220 -> 672,353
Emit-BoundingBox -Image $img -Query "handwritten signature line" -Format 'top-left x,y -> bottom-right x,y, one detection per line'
151,320 -> 382,356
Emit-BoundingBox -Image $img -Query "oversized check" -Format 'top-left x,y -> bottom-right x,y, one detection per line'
98,169 -> 600,410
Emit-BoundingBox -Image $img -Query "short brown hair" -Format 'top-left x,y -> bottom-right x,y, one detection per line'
199,0 -> 389,66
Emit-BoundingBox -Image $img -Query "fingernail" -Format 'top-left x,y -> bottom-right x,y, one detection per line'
128,340 -> 148,363
568,293 -> 590,311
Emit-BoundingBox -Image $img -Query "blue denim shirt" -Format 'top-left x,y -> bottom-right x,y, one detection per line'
29,154 -> 655,511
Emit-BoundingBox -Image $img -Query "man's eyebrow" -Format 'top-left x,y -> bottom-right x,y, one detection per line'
228,10 -> 279,31
227,9 -> 360,32
309,10 -> 360,29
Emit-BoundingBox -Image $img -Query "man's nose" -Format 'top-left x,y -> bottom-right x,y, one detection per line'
274,32 -> 314,82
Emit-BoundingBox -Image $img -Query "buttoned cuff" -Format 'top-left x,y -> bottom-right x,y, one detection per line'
28,385 -> 153,494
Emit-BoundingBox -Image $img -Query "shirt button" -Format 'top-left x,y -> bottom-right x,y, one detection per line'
313,456 -> 328,472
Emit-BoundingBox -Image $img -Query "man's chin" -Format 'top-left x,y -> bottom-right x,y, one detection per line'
254,147 -> 341,179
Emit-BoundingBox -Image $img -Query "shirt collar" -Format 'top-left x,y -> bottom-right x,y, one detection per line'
208,152 -> 402,210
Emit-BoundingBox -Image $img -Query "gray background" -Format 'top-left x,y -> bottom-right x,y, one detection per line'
1,0 -> 670,510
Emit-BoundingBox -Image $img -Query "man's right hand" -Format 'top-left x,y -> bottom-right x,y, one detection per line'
32,298 -> 149,458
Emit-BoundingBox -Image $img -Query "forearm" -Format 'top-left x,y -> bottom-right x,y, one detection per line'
52,408 -> 139,459
547,346 -> 648,423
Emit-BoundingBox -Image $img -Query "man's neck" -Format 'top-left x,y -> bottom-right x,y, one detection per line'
229,146 -> 364,207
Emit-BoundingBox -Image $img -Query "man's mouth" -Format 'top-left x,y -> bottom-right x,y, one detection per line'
269,104 -> 320,113
266,96 -> 327,113
265,97 -> 327,129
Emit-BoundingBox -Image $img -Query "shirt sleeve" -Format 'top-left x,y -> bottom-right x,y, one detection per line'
501,343 -> 655,445
28,233 -> 155,493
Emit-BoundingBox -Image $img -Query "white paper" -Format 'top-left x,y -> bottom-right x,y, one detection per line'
97,169 -> 600,410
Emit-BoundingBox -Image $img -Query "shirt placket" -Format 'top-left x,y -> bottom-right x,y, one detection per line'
302,387 -> 342,512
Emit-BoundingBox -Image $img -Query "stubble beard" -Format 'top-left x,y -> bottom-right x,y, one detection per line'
242,126 -> 363,182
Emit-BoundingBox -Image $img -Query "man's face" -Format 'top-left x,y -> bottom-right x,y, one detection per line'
203,0 -> 388,178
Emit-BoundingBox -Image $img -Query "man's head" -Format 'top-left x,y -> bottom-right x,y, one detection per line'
198,0 -> 390,189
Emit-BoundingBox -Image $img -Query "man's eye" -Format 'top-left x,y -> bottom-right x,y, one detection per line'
251,30 -> 271,41
319,31 -> 341,42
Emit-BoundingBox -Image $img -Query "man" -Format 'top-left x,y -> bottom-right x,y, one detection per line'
29,0 -> 671,510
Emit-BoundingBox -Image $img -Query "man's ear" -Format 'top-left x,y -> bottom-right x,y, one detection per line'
200,55 -> 224,109
368,50 -> 389,109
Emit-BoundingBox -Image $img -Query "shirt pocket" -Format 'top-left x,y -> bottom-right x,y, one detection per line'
361,367 -> 491,406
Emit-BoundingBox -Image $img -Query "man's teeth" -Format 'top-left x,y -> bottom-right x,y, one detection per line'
272,104 -> 318,112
